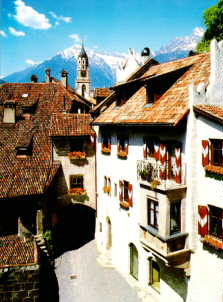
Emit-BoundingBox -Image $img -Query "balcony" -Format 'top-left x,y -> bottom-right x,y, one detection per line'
140,225 -> 191,268
137,158 -> 186,191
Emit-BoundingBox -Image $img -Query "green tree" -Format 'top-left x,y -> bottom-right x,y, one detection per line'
197,0 -> 223,52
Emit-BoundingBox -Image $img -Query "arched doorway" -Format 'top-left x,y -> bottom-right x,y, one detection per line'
106,217 -> 112,250
129,243 -> 138,280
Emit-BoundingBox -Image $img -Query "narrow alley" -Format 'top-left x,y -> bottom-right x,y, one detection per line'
55,239 -> 142,302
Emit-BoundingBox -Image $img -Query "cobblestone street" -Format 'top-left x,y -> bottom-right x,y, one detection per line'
55,240 -> 142,302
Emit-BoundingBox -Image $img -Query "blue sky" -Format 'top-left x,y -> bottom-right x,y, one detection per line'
1,0 -> 218,77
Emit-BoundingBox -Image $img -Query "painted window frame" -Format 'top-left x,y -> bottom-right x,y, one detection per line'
70,174 -> 84,189
148,199 -> 159,230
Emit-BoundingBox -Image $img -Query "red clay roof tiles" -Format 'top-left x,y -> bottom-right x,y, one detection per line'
194,105 -> 223,124
49,113 -> 94,136
0,82 -> 92,198
0,235 -> 38,268
94,53 -> 210,126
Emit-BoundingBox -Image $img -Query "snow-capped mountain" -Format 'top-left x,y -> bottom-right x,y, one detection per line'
3,46 -> 127,88
154,27 -> 204,63
3,27 -> 204,87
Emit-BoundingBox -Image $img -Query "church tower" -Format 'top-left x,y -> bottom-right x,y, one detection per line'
76,44 -> 91,98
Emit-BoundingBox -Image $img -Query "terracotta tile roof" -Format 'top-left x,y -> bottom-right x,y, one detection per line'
94,53 -> 210,126
49,113 -> 94,137
0,235 -> 38,268
0,82 -> 93,198
194,105 -> 223,125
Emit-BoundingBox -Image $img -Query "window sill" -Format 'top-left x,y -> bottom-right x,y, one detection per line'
140,224 -> 188,242
205,165 -> 223,176
120,201 -> 130,209
202,235 -> 223,250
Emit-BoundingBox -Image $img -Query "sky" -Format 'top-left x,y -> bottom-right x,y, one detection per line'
0,0 -> 218,77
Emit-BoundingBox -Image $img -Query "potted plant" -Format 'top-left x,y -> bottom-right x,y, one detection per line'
139,169 -> 149,180
151,179 -> 160,190
117,150 -> 128,159
68,151 -> 86,160
69,188 -> 89,203
102,147 -> 111,155
103,186 -> 111,194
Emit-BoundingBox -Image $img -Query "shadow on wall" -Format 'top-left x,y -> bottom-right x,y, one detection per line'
39,253 -> 59,302
52,203 -> 96,258
161,263 -> 189,302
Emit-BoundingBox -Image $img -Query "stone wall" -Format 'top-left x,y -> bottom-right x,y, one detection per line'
0,265 -> 40,302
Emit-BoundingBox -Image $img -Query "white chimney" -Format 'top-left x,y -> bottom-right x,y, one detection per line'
45,68 -> 51,83
3,100 -> 16,123
61,69 -> 68,88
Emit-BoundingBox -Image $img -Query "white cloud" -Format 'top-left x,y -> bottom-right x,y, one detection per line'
25,59 -> 41,65
0,30 -> 7,37
14,0 -> 51,30
9,27 -> 25,36
69,33 -> 81,43
50,11 -> 72,24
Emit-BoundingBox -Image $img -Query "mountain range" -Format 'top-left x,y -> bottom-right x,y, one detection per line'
2,27 -> 204,88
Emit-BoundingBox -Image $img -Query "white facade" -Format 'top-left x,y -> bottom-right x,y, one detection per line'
95,40 -> 223,302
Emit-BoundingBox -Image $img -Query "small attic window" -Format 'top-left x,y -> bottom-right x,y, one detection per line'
22,94 -> 28,98
16,147 -> 32,158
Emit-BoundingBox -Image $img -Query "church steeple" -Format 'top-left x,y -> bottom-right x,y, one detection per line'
76,44 -> 91,99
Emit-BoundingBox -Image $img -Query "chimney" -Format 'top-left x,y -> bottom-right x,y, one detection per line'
31,74 -> 38,83
3,100 -> 16,123
45,68 -> 51,83
141,47 -> 150,64
61,69 -> 68,88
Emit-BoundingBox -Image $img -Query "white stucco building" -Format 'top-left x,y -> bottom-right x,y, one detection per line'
93,40 -> 223,302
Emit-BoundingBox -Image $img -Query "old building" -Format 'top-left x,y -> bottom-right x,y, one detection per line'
0,46 -> 97,300
93,40 -> 223,302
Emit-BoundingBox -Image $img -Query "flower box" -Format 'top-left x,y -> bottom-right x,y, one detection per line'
102,147 -> 111,155
120,201 -> 130,209
69,188 -> 86,196
203,235 -> 223,250
151,179 -> 160,189
117,151 -> 127,159
103,186 -> 111,194
68,151 -> 86,160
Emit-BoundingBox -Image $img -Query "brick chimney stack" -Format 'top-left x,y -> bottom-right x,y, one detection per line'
45,68 -> 51,83
61,69 -> 68,88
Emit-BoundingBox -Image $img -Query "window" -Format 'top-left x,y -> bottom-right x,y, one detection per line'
149,260 -> 160,292
119,180 -> 133,208
101,134 -> 111,154
103,176 -> 111,195
170,201 -> 181,235
82,85 -> 86,97
209,205 -> 222,239
123,181 -> 129,202
211,140 -> 223,167
130,244 -> 138,280
16,147 -> 32,158
114,183 -> 117,197
117,135 -> 128,159
70,138 -> 84,152
148,199 -> 158,230
81,70 -> 86,77
70,175 -> 83,189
